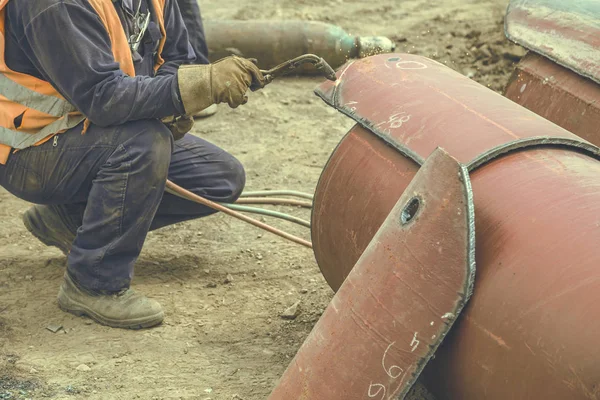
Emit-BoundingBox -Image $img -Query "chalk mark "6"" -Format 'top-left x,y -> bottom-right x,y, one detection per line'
382,341 -> 404,379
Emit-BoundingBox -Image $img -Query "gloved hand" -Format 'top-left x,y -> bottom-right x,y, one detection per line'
161,115 -> 194,141
177,56 -> 265,115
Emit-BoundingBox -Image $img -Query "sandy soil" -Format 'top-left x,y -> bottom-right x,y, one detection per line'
0,0 -> 526,399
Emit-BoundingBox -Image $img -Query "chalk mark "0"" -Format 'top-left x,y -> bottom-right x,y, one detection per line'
396,61 -> 428,70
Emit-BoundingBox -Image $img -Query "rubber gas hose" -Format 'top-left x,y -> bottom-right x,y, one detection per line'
165,180 -> 312,248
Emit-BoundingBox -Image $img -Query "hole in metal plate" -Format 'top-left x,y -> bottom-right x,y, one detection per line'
401,197 -> 420,225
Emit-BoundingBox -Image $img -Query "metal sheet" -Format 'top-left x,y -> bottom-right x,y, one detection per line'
505,52 -> 600,146
505,0 -> 600,84
311,53 -> 600,399
269,148 -> 475,400
315,54 -> 598,167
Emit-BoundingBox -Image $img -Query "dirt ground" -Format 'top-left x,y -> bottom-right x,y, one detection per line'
0,0 -> 527,399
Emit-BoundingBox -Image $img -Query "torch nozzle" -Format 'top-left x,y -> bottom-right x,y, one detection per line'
260,54 -> 337,84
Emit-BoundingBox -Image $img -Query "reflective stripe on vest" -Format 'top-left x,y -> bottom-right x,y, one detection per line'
0,0 -> 166,156
0,113 -> 85,149
0,73 -> 77,118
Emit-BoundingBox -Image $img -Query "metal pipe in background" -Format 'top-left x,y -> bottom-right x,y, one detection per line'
203,20 -> 395,73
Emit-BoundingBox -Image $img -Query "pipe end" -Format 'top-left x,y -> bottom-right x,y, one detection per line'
357,36 -> 396,58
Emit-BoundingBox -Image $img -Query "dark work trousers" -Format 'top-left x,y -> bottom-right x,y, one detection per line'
0,120 -> 245,292
176,0 -> 210,64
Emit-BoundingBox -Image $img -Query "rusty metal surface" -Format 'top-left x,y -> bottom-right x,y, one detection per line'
505,52 -> 600,146
311,53 -> 600,399
505,0 -> 600,85
269,148 -> 475,400
315,54 -> 600,167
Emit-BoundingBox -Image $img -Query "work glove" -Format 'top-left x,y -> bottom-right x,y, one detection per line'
161,115 -> 194,141
177,56 -> 266,115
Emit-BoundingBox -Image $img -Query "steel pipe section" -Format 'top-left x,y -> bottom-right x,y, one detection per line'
310,54 -> 600,400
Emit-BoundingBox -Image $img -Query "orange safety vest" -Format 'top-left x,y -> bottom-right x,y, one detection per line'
0,0 -> 167,164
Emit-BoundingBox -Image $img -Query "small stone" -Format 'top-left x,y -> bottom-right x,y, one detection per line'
206,282 -> 218,288
204,388 -> 213,393
281,301 -> 301,320
84,320 -> 93,325
300,289 -> 308,294
256,254 -> 263,260
25,275 -> 33,281
46,324 -> 63,333
204,269 -> 210,274
479,44 -> 493,59
252,272 -> 258,277
224,274 -> 234,284
465,29 -> 481,39
30,367 -> 38,374
65,385 -> 77,393
76,364 -> 91,372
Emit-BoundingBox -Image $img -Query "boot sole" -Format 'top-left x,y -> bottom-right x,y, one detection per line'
23,212 -> 70,256
58,287 -> 164,330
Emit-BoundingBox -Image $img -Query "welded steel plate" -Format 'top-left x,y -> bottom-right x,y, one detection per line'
268,148 -> 475,400
505,0 -> 600,84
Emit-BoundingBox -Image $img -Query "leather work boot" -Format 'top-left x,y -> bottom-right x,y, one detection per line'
58,273 -> 164,329
23,205 -> 78,255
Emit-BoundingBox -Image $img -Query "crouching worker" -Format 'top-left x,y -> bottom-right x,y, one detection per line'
0,0 -> 265,329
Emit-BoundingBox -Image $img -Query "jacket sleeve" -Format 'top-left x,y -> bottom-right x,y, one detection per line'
155,0 -> 197,77
17,1 -> 185,127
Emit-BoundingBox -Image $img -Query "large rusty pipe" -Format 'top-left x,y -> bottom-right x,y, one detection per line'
310,54 -> 600,399
505,52 -> 600,146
